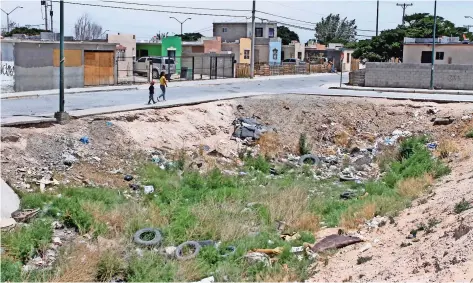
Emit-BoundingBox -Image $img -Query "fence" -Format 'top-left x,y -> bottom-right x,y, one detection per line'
116,54 -> 235,85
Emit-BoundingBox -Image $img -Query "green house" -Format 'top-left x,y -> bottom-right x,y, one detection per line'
136,36 -> 182,74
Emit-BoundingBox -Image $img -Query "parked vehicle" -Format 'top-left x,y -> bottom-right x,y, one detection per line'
282,58 -> 306,65
133,56 -> 176,79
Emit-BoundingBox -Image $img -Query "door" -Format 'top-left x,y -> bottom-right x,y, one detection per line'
84,51 -> 114,86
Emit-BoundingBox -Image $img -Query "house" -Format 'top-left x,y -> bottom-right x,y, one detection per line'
136,36 -> 183,73
107,33 -> 136,80
282,41 -> 305,61
213,21 -> 278,64
182,37 -> 222,54
403,37 -> 473,64
269,38 -> 282,65
221,38 -> 251,64
0,39 -> 116,92
305,40 -> 326,62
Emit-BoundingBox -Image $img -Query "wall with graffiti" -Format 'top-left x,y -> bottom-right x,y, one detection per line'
1,42 -> 15,93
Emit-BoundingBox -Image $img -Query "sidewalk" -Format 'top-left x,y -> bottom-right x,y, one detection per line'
329,85 -> 473,95
1,91 -> 267,126
1,73 -> 334,100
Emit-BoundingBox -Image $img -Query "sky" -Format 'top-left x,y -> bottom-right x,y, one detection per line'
1,0 -> 473,43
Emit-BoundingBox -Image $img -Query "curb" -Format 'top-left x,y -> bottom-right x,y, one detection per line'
289,92 -> 473,103
329,87 -> 473,96
1,87 -> 140,100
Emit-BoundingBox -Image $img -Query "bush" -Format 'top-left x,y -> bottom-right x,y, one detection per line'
245,155 -> 271,173
299,133 -> 311,155
0,259 -> 22,282
2,219 -> 52,263
454,198 -> 471,214
96,250 -> 126,282
466,130 -> 473,138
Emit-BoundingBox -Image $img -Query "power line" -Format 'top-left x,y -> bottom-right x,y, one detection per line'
99,0 -> 251,12
256,11 -> 316,25
54,1 -> 252,18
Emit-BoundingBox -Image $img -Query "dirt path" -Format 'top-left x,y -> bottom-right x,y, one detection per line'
309,141 -> 473,282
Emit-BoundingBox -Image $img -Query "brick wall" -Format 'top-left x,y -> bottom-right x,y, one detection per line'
349,69 -> 365,86
364,63 -> 473,90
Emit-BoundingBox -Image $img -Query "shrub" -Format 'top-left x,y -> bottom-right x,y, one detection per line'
454,198 -> 471,214
299,133 -> 311,155
466,130 -> 473,138
0,259 -> 22,282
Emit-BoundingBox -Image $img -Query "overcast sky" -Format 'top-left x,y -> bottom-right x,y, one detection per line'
2,0 -> 473,42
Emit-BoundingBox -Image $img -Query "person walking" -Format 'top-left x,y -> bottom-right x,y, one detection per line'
148,81 -> 156,104
158,71 -> 168,101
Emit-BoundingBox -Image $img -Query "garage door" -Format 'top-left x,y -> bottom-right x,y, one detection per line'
84,51 -> 114,86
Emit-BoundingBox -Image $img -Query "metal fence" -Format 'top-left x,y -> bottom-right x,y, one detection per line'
115,54 -> 235,85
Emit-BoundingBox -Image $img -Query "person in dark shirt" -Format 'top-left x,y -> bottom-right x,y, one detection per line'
148,81 -> 156,104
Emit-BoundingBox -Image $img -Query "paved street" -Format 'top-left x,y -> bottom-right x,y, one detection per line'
2,73 -> 472,121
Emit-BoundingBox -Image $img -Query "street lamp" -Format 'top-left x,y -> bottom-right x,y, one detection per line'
169,17 -> 191,36
0,6 -> 23,32
465,16 -> 473,19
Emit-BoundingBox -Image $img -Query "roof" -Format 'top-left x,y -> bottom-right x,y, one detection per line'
213,21 -> 277,25
0,38 -> 116,46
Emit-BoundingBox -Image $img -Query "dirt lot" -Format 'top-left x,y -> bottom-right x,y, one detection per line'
1,94 -> 473,281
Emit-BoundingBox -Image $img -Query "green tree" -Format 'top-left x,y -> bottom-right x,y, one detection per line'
315,14 -> 357,44
179,33 -> 203,41
352,13 -> 472,61
278,26 -> 300,45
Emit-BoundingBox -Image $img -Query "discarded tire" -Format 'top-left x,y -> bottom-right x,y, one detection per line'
133,228 -> 162,246
299,154 -> 320,165
220,246 -> 236,257
175,241 -> 202,261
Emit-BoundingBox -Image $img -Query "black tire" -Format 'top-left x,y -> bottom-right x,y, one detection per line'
299,154 -> 320,165
175,241 -> 202,261
220,246 -> 236,258
152,69 -> 159,79
133,228 -> 162,246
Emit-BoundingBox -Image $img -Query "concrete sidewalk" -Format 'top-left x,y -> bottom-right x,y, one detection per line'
1,92 -> 268,126
330,85 -> 473,96
1,73 -> 333,100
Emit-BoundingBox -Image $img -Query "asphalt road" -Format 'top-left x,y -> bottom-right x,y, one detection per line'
2,73 -> 472,119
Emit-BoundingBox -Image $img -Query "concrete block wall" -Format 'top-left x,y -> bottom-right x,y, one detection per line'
349,69 -> 365,86
364,63 -> 473,90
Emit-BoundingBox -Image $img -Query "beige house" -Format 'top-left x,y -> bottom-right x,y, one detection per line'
403,37 -> 473,64
221,38 -> 251,64
282,41 -> 305,61
107,33 -> 136,80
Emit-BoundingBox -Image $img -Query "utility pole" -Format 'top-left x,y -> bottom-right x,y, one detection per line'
169,17 -> 191,36
429,0 -> 437,90
42,0 -> 49,30
54,0 -> 69,123
250,0 -> 256,78
396,3 -> 413,25
376,0 -> 379,36
49,0 -> 54,33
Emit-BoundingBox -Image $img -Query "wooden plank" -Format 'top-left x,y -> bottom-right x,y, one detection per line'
53,49 -> 82,67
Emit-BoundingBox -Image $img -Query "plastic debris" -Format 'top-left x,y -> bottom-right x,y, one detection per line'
244,252 -> 271,267
124,175 -> 133,181
143,185 -> 154,194
106,121 -> 113,127
197,276 -> 215,283
427,142 -> 438,150
79,136 -> 89,144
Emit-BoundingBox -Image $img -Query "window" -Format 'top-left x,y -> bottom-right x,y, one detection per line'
421,51 -> 432,63
346,53 -> 350,63
436,52 -> 444,60
137,57 -> 147,62
165,59 -> 175,64
151,58 -> 162,64
269,28 -> 275,38
140,49 -> 148,57
297,52 -> 302,59
244,49 -> 250,59
255,27 -> 263,37
117,50 -> 125,61
168,50 -> 176,58
222,27 -> 228,32
272,48 -> 278,60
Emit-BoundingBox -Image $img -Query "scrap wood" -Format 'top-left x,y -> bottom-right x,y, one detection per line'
251,247 -> 284,256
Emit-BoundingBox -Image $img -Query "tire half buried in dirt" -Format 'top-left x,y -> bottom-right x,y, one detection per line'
133,228 -> 162,246
176,241 -> 202,261
299,154 -> 321,165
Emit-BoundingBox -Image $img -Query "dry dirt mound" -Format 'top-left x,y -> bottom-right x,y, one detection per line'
309,141 -> 473,282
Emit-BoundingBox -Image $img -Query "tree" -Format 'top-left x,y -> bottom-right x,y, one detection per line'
352,13 -> 472,61
315,14 -> 357,44
3,26 -> 49,37
179,33 -> 203,41
74,13 -> 104,40
277,26 -> 299,45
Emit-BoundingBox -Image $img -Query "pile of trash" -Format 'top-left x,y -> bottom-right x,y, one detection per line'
232,117 -> 276,141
